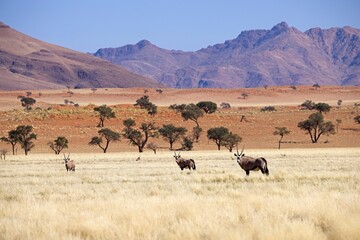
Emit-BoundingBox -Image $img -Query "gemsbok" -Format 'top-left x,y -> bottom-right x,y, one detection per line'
63,153 -> 75,172
234,146 -> 269,176
173,152 -> 196,170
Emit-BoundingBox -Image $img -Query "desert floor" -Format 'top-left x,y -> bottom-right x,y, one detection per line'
0,86 -> 359,152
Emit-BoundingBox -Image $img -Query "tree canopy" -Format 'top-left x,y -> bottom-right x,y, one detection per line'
207,127 -> 230,150
89,128 -> 120,153
158,124 -> 187,150
16,125 -> 37,155
196,101 -> 217,114
298,112 -> 335,143
181,104 -> 204,127
273,127 -> 291,149
48,136 -> 69,154
94,105 -> 116,127
122,119 -> 157,152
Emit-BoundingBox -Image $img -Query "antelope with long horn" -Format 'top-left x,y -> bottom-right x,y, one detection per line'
63,153 -> 75,172
173,152 -> 196,171
234,146 -> 269,176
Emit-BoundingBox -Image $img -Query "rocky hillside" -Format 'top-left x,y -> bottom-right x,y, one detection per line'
94,22 -> 360,88
0,22 -> 161,90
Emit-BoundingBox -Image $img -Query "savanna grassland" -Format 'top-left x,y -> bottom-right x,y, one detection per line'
0,149 -> 360,240
0,86 -> 360,239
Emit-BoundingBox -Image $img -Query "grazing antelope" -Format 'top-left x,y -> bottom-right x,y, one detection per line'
234,146 -> 269,176
63,153 -> 75,172
173,152 -> 196,171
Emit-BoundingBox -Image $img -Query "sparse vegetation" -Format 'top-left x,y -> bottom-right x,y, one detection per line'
301,100 -> 316,110
89,128 -> 120,153
180,104 -> 204,127
122,119 -> 157,152
207,127 -> 230,150
261,106 -> 276,112
313,83 -> 321,89
158,124 -> 187,150
48,136 -> 69,154
221,132 -> 242,152
15,125 -> 37,155
20,97 -> 36,111
241,92 -> 249,99
1,130 -> 20,155
94,105 -> 116,127
180,136 -> 194,151
314,102 -> 331,113
196,101 -> 217,114
273,127 -> 291,149
220,102 -> 231,109
298,112 -> 335,143
134,95 -> 158,116
354,115 -> 360,124
191,126 -> 202,142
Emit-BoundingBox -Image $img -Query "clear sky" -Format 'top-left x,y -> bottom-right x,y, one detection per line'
0,0 -> 359,53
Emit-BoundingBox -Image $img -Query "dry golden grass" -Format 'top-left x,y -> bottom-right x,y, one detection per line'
1,148 -> 359,240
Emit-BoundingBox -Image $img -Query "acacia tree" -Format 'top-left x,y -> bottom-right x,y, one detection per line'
134,95 -> 158,116
207,127 -> 230,150
1,129 -> 20,155
20,97 -> 36,111
158,124 -> 187,150
94,105 -> 116,127
314,103 -> 331,113
89,128 -> 120,153
122,119 -> 157,152
48,136 -> 69,154
181,104 -> 204,127
298,112 -> 335,143
196,101 -> 217,114
273,127 -> 291,149
221,132 -> 242,152
192,126 -> 203,142
16,125 -> 37,155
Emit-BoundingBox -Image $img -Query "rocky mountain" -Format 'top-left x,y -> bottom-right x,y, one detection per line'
0,22 -> 161,90
94,22 -> 360,88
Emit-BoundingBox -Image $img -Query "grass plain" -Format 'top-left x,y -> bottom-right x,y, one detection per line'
1,148 -> 359,240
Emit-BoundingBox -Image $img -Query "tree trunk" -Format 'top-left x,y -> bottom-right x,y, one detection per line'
278,136 -> 283,149
11,143 -> 16,155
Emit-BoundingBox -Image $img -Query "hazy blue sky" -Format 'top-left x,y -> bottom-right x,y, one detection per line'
1,0 -> 359,53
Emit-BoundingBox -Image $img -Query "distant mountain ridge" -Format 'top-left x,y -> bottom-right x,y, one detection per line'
94,22 -> 360,88
0,22 -> 161,90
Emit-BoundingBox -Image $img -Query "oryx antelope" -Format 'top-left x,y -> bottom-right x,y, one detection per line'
234,146 -> 269,176
173,152 -> 196,170
63,153 -> 75,172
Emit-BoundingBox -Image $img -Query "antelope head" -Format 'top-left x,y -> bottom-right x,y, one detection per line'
234,146 -> 245,163
63,153 -> 70,163
173,151 -> 181,162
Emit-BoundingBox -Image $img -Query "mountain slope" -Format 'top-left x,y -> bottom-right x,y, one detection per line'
0,22 -> 161,90
94,22 -> 360,88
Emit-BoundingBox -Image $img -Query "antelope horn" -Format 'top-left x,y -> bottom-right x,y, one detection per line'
67,153 -> 70,159
236,145 -> 239,155
240,145 -> 245,156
